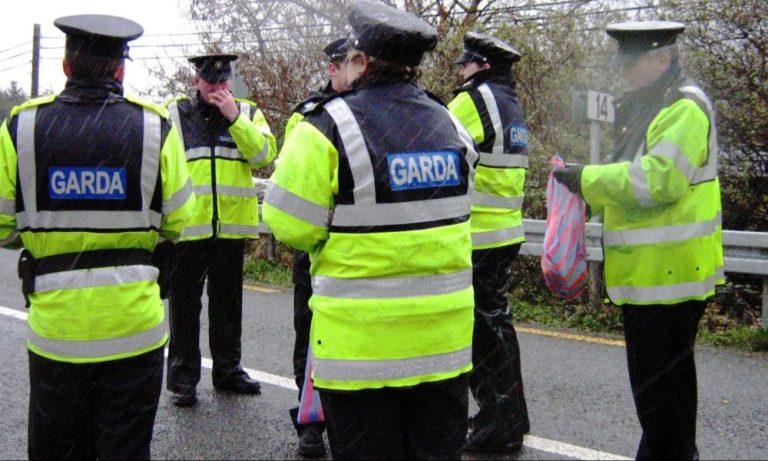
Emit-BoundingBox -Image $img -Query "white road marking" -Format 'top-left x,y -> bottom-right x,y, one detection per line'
0,304 -> 630,460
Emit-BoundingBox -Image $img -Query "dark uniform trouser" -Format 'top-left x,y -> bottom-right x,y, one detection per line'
289,253 -> 325,432
293,281 -> 313,394
622,300 -> 705,461
28,347 -> 164,461
319,374 -> 468,460
167,237 -> 246,392
469,243 -> 530,440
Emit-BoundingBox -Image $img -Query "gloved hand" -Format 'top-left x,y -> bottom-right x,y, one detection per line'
553,166 -> 584,195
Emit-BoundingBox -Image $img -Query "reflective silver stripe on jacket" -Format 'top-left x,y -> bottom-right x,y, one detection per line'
183,146 -> 246,162
446,111 -> 480,168
313,346 -> 471,382
35,265 -> 159,292
249,139 -> 271,167
0,197 -> 14,215
28,322 -> 166,359
240,103 -> 272,166
239,101 -> 251,120
168,101 -> 183,144
16,107 -> 163,230
603,213 -> 721,247
194,184 -> 258,198
478,84 -> 504,154
180,223 -> 260,238
181,224 -> 213,238
313,269 -> 473,299
325,99 -> 376,205
215,146 -> 245,161
478,153 -> 529,168
219,224 -> 260,235
264,182 -> 331,228
679,85 -> 719,184
332,195 -> 469,227
607,270 -> 723,303
163,178 -> 194,214
184,146 -> 209,161
471,225 -> 525,246
471,191 -> 523,210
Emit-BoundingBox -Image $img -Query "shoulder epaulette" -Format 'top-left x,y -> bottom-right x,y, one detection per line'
234,97 -> 258,108
10,95 -> 57,117
163,94 -> 189,108
424,89 -> 448,108
301,90 -> 355,117
125,94 -> 170,119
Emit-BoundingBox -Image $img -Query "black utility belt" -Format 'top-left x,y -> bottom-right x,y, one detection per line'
18,248 -> 155,306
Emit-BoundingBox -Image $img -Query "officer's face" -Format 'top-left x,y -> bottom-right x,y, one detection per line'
196,76 -> 232,104
346,50 -> 368,85
329,60 -> 349,92
620,51 -> 670,90
459,61 -> 490,80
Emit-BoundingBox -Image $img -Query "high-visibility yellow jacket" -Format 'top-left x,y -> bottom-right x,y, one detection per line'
263,81 -> 478,391
167,93 -> 276,240
581,73 -> 724,305
0,82 -> 195,363
449,73 -> 528,250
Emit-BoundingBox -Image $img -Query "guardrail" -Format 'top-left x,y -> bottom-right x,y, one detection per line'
258,217 -> 768,328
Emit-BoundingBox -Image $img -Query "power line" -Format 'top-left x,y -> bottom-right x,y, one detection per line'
0,41 -> 31,56
0,61 -> 30,74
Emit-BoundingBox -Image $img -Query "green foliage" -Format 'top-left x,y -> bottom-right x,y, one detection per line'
243,258 -> 293,289
512,298 -> 623,335
698,326 -> 768,352
0,81 -> 27,122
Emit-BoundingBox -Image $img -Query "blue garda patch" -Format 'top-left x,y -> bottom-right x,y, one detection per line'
507,124 -> 529,148
387,150 -> 461,191
49,167 -> 127,200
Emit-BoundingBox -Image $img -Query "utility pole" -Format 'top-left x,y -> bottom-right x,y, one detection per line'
31,24 -> 41,98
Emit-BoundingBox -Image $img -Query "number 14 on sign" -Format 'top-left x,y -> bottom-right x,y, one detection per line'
587,90 -> 615,123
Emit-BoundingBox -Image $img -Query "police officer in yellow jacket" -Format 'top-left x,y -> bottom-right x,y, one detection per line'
165,54 -> 277,406
263,1 -> 478,458
555,21 -> 723,460
448,32 -> 530,454
286,37 -> 349,459
0,14 -> 195,459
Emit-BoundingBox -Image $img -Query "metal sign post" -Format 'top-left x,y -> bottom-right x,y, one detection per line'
583,90 -> 615,310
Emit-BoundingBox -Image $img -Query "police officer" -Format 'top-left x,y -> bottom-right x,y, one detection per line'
555,21 -> 723,460
285,37 -> 349,459
165,54 -> 277,407
0,14 -> 195,459
448,31 -> 530,454
263,1 -> 478,458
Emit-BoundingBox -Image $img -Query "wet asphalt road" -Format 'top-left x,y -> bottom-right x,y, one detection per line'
0,247 -> 765,460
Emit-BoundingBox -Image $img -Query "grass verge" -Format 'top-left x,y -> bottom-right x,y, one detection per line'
244,259 -> 293,289
513,299 -> 768,352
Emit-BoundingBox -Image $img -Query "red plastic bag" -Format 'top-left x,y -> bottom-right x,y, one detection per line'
297,346 -> 325,425
541,155 -> 588,300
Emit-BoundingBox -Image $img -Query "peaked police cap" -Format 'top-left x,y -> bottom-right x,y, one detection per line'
455,31 -> 522,66
323,38 -> 349,62
347,0 -> 438,67
54,14 -> 143,59
188,54 -> 239,82
606,21 -> 685,66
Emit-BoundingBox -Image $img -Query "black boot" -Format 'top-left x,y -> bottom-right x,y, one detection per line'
289,407 -> 326,458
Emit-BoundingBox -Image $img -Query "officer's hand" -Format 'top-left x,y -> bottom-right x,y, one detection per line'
207,89 -> 239,123
553,166 -> 584,195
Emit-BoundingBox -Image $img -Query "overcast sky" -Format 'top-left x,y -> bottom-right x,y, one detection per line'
0,0 -> 200,98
